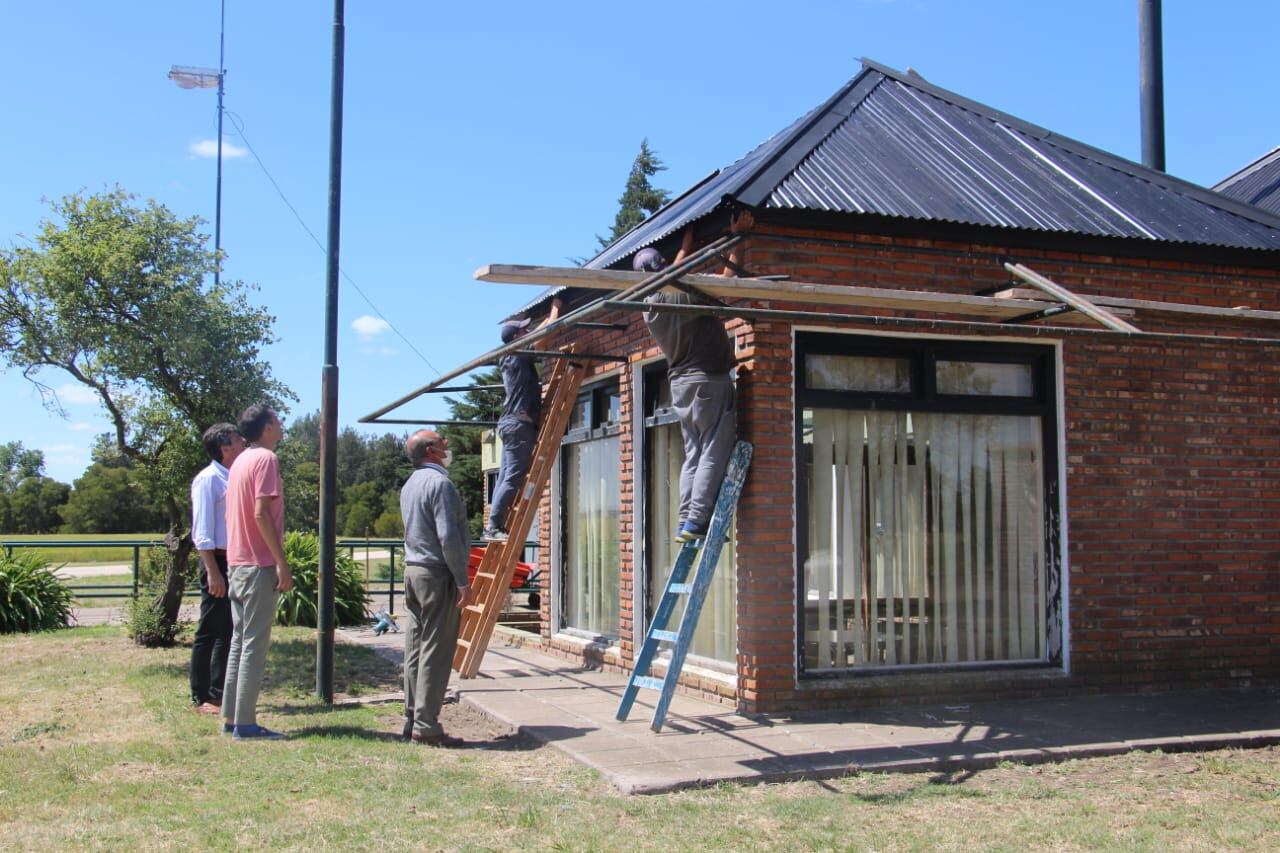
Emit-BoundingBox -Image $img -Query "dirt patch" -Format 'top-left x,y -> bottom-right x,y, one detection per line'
378,695 -> 528,746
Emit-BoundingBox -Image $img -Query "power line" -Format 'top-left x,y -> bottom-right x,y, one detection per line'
223,111 -> 442,376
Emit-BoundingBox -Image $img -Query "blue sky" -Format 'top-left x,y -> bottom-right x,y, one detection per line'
3,1 -> 1278,484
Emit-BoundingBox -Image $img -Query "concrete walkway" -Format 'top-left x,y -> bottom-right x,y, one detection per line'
338,626 -> 1280,794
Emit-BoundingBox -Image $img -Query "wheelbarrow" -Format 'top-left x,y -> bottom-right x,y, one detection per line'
466,546 -> 540,610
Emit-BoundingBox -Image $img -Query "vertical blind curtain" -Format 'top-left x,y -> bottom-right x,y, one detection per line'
804,409 -> 1044,669
564,436 -> 621,637
649,423 -> 737,664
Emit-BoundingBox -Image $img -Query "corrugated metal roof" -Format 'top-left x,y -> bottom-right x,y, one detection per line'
1214,146 -> 1280,216
585,59 -> 1280,271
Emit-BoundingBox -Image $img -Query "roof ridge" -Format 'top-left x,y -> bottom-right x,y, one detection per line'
860,58 -> 1280,232
1214,145 -> 1280,192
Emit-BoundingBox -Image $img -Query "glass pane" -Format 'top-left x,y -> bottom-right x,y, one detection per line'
648,422 -> 737,664
803,408 -> 1044,669
602,388 -> 621,426
806,354 -> 911,393
568,397 -> 590,431
563,436 -> 620,637
936,360 -> 1033,396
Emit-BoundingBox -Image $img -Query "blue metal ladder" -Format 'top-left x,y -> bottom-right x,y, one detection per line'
616,440 -> 753,732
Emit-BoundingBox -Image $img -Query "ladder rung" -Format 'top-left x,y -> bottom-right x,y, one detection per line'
649,629 -> 678,643
632,675 -> 665,691
475,571 -> 498,580
463,604 -> 486,614
456,638 -> 470,648
667,583 -> 692,595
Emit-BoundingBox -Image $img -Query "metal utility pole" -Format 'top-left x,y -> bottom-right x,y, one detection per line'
316,0 -> 346,702
214,0 -> 226,286
167,0 -> 228,286
1138,0 -> 1165,172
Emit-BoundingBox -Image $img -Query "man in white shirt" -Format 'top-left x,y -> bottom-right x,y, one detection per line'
189,423 -> 245,713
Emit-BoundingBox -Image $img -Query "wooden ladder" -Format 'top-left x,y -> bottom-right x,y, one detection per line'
452,348 -> 585,678
616,440 -> 753,732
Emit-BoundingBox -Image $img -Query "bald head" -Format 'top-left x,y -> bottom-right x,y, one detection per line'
406,429 -> 443,466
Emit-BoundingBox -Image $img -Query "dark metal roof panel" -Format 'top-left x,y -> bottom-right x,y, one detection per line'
584,61 -> 1280,270
1214,146 -> 1280,216
771,78 -> 1280,250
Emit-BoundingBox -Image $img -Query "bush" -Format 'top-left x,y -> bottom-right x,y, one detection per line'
0,551 -> 74,633
276,532 -> 371,627
125,594 -> 184,647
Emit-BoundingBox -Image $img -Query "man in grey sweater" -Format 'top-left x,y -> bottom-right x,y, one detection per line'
399,429 -> 472,746
636,243 -> 738,543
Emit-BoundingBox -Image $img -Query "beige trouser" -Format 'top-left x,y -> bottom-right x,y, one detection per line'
403,564 -> 460,739
221,565 -> 279,728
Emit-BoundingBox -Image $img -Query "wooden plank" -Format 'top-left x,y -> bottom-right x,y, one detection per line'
478,263 -> 1075,321
994,287 -> 1280,323
1004,263 -> 1142,333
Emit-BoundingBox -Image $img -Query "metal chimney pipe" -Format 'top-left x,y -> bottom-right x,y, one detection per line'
1139,0 -> 1165,171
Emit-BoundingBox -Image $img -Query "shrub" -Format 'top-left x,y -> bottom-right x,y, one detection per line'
0,551 -> 74,633
125,594 -> 184,647
276,532 -> 370,627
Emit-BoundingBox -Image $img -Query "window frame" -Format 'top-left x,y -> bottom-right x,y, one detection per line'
793,332 -> 1063,678
557,377 -> 624,641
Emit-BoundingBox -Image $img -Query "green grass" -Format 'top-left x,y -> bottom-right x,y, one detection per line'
2,533 -> 164,565
2,627 -> 1279,850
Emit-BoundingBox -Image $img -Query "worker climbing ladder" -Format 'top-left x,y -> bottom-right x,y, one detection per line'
617,439 -> 753,732
452,347 -> 585,678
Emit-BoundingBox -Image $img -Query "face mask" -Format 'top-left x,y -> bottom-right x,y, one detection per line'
439,449 -> 453,468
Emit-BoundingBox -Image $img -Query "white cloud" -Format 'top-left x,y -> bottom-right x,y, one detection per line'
68,421 -> 94,431
42,443 -> 82,455
189,137 -> 248,159
352,315 -> 391,341
55,383 -> 100,405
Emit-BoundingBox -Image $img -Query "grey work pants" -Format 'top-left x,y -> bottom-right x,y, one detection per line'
489,417 -> 537,531
670,373 -> 737,530
221,565 -> 279,728
403,564 -> 461,739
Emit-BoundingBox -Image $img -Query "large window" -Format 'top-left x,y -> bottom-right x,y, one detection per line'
644,370 -> 737,665
797,334 -> 1060,674
560,381 -> 622,639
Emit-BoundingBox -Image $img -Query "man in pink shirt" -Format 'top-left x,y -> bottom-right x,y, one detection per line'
221,403 -> 293,740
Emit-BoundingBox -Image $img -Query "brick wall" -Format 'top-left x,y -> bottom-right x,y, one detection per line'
521,222 -> 1280,712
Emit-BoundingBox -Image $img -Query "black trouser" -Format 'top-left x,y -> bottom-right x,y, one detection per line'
189,550 -> 232,705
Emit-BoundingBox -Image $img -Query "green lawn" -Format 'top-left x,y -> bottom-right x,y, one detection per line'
1,532 -> 165,565
1,627 -> 1278,850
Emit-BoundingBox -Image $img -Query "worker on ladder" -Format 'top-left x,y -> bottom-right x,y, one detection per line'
635,218 -> 749,543
484,297 -> 562,542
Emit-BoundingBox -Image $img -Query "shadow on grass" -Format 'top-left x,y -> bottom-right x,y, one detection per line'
284,724 -> 541,753
264,636 -> 401,697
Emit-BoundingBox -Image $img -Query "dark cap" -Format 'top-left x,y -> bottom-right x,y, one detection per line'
632,247 -> 667,273
501,317 -> 531,343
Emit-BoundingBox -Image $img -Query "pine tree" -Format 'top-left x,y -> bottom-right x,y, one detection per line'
598,139 -> 671,250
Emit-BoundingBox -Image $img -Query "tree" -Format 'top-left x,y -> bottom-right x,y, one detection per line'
5,477 -> 70,534
0,442 -> 45,491
60,461 -> 164,534
597,139 -> 671,250
439,366 -> 504,538
0,442 -> 70,534
0,188 -> 293,638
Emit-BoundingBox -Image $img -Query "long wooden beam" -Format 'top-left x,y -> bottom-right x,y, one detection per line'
1004,263 -> 1142,333
360,236 -> 741,423
994,287 -> 1280,324
475,263 -> 1125,324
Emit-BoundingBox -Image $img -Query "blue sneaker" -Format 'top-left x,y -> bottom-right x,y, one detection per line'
232,724 -> 287,741
675,522 -> 708,543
